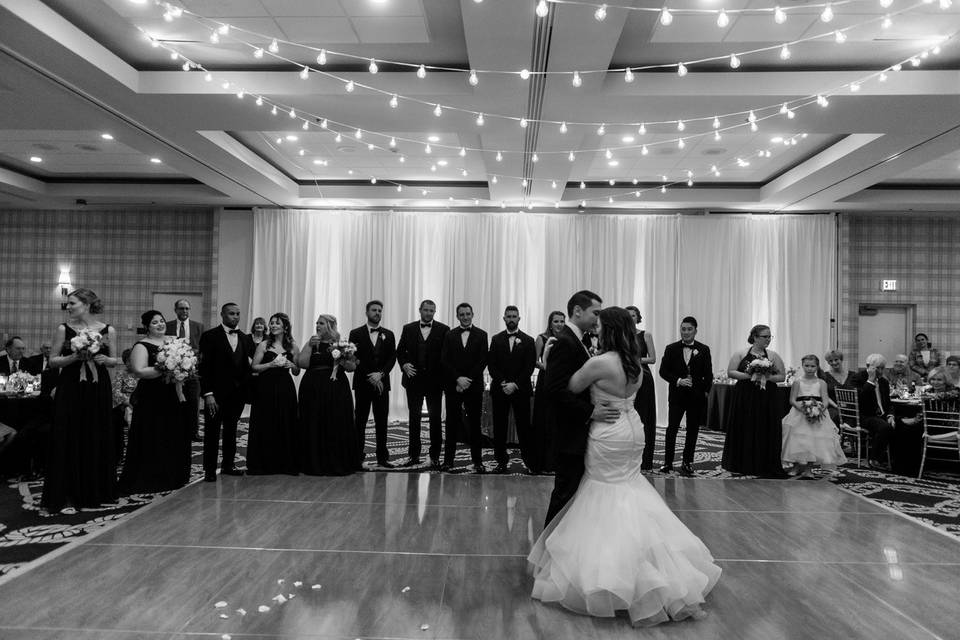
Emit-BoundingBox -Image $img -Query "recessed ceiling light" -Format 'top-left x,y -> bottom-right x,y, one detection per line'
621,135 -> 635,143
427,135 -> 440,142
149,157 -> 162,163
608,160 -> 619,167
437,159 -> 448,166
285,135 -> 298,141
100,133 -> 114,140
29,156 -> 42,163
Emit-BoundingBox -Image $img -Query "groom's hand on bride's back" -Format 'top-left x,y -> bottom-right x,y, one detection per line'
591,401 -> 620,423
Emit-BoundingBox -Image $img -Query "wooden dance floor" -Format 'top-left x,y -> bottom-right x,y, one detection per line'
0,473 -> 957,639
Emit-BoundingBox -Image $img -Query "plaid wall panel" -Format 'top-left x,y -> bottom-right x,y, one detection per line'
0,208 -> 215,357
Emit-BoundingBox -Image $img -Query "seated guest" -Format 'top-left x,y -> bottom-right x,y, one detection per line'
820,349 -> 855,424
853,354 -> 895,469
0,337 -> 39,375
884,354 -> 921,392
24,342 -> 52,374
908,333 -> 941,380
944,355 -> 960,387
111,348 -> 137,462
894,367 -> 959,475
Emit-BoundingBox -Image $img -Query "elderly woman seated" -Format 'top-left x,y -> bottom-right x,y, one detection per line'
900,367 -> 959,426
819,349 -> 856,424
908,333 -> 942,380
884,354 -> 921,391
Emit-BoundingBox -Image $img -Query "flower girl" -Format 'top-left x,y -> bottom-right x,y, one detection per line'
781,355 -> 847,478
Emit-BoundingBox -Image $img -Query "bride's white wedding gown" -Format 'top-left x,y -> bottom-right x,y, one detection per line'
528,385 -> 721,626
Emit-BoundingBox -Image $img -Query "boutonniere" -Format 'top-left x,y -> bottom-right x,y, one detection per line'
692,349 -> 699,357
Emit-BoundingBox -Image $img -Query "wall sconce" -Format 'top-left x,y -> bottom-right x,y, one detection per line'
58,268 -> 71,310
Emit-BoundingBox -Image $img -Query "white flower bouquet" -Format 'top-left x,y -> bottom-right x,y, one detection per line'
70,327 -> 105,381
800,398 -> 826,423
745,357 -> 776,387
156,338 -> 198,401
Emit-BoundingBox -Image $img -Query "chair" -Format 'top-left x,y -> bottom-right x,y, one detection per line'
917,397 -> 960,479
836,388 -> 871,468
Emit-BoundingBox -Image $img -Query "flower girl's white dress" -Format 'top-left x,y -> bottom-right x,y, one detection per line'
780,377 -> 847,467
528,385 -> 721,626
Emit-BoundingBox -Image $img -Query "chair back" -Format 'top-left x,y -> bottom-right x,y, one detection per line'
836,387 -> 860,428
921,397 -> 960,449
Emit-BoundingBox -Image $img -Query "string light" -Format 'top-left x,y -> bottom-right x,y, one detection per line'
624,67 -> 634,83
780,44 -> 791,59
572,71 -> 582,87
729,54 -> 741,69
835,30 -> 847,43
882,15 -> 892,28
678,138 -> 685,149
368,59 -> 378,74
520,117 -> 528,128
677,63 -> 688,76
536,0 -> 549,18
660,7 -> 673,26
717,10 -> 729,28
597,124 -> 606,136
820,3 -> 834,22
255,96 -> 263,106
425,144 -> 432,154
496,151 -> 503,161
639,123 -> 647,135
677,120 -> 686,131
476,113 -> 485,126
299,66 -> 309,79
317,49 -> 327,65
209,30 -> 219,44
712,117 -> 720,129
880,0 -> 893,6
389,137 -> 396,147
416,64 -> 426,79
774,6 -> 787,24
469,69 -> 479,86
560,122 -> 568,133
389,94 -> 398,108
569,151 -> 576,161
434,103 -> 443,117
594,4 -> 607,21
268,38 -> 279,53
641,145 -> 648,155
288,107 -> 296,118
460,147 -> 467,157
345,80 -> 355,92
355,129 -> 363,139
253,48 -> 263,58
520,68 -> 531,80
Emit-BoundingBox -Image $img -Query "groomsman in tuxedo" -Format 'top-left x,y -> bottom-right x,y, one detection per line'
487,306 -> 536,473
544,290 -> 620,525
198,303 -> 251,481
658,316 -> 713,476
166,299 -> 204,441
349,300 -> 397,468
440,303 -> 488,473
396,300 -> 449,469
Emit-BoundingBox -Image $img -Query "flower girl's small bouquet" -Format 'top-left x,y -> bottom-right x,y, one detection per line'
328,341 -> 357,380
156,338 -> 198,401
70,327 -> 104,381
745,358 -> 776,387
800,398 -> 826,423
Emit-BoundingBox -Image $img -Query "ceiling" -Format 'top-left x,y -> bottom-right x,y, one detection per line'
0,0 -> 959,211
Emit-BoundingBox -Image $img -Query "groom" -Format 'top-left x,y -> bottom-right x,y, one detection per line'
543,290 -> 620,526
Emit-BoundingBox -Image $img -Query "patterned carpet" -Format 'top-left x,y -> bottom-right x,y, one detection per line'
1,420 -> 957,578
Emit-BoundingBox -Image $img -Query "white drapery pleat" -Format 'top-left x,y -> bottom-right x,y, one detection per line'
249,209 -> 835,422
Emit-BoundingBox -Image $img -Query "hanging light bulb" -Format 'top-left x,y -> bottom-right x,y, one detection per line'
209,30 -> 219,44
879,71 -> 888,82
893,63 -> 902,71
850,81 -> 860,91
345,80 -> 355,92
597,123 -> 606,135
520,117 -> 528,128
572,71 -> 582,87
289,107 -> 296,118
835,30 -> 846,43
580,181 -> 586,189
569,151 -> 576,161
492,176 -> 499,183
713,116 -> 720,129
355,129 -> 362,139
660,7 -> 673,26
786,108 -> 795,118
317,49 -> 327,65
204,72 -> 212,82
397,184 -> 403,192
425,143 -> 432,154
320,119 -> 328,128
750,121 -> 758,132
594,4 -> 607,21
459,147 -> 467,157
368,59 -> 378,74
774,6 -> 787,24
389,137 -> 397,147
780,103 -> 789,115
882,15 -> 892,28
255,96 -> 263,106
940,0 -> 952,8
218,23 -> 229,35
714,130 -> 721,141
496,151 -> 503,162
677,120 -> 685,131
638,123 -> 647,135
253,48 -> 264,58
433,103 -> 442,117
748,110 -> 757,122
182,61 -> 191,71
605,148 -> 613,159
536,0 -> 549,18
551,180 -> 558,189
476,113 -> 485,126
519,68 -> 530,80
641,144 -> 649,155
532,153 -> 539,162
299,66 -> 309,79
717,10 -> 729,28
416,64 -> 426,79
370,177 -> 377,184
268,38 -> 279,53
334,132 -> 342,142
678,138 -> 685,149
624,67 -> 634,83
389,94 -> 398,108
302,120 -> 309,130
880,0 -> 893,6
677,63 -> 688,76
170,51 -> 180,60
661,185 -> 667,194
780,44 -> 791,59
729,54 -> 741,69
560,122 -> 568,133
522,178 -> 528,187
469,69 -> 479,86
270,105 -> 278,116
820,3 -> 833,22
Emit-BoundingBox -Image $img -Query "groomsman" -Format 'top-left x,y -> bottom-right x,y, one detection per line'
348,300 -> 397,468
396,300 -> 449,469
166,299 -> 204,441
198,303 -> 252,481
487,306 -> 536,473
440,303 -> 488,473
658,316 -> 713,476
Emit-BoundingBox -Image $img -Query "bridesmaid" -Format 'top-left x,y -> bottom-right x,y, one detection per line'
119,310 -> 191,493
626,306 -> 657,470
297,314 -> 359,475
247,313 -> 300,475
721,324 -> 787,478
528,310 -> 565,474
41,288 -> 119,514
248,317 -> 267,350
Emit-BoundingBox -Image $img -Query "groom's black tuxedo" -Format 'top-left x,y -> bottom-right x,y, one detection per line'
488,329 -> 536,465
396,320 -> 449,462
441,325 -> 489,466
348,324 -> 397,464
658,340 -> 713,466
198,325 -> 252,475
543,324 -> 594,525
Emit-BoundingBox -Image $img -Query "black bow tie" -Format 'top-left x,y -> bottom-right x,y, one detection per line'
369,327 -> 381,333
227,329 -> 239,335
420,323 -> 432,328
461,327 -> 471,332
683,343 -> 695,348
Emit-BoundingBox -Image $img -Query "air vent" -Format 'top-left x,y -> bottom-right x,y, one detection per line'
702,148 -> 726,155
75,144 -> 101,152
33,143 -> 58,151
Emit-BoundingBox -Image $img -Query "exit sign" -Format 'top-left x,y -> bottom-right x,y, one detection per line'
881,280 -> 897,291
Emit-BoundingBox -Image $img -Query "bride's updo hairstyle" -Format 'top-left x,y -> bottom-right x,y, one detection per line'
598,306 -> 642,383
69,288 -> 104,314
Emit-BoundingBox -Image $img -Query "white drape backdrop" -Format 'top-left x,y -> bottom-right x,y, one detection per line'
248,209 -> 835,423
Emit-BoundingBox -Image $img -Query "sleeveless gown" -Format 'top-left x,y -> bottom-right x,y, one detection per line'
298,343 -> 359,475
42,324 -> 118,511
527,333 -> 556,473
781,378 -> 847,467
634,330 -> 657,466
529,385 -> 721,626
721,349 -> 787,478
119,341 -> 191,493
247,349 -> 299,475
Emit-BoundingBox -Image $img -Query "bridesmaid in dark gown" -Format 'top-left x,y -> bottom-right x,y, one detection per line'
626,306 -> 658,469
721,324 -> 788,478
297,314 -> 359,475
41,288 -> 119,514
247,313 -> 300,475
119,310 -> 191,493
528,311 -> 565,474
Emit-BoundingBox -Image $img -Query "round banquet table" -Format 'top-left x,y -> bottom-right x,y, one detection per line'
704,382 -> 792,432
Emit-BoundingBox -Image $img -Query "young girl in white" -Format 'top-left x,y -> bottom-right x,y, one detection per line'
781,354 -> 847,478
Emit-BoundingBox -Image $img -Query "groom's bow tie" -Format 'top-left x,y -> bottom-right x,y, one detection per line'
420,322 -> 432,328
226,329 -> 239,335
369,327 -> 381,333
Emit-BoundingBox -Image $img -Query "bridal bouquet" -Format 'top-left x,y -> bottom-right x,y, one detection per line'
70,327 -> 104,381
745,358 -> 775,387
800,398 -> 826,423
328,340 -> 357,380
156,338 -> 198,401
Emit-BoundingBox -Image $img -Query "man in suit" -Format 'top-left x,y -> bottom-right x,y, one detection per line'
440,303 -> 489,473
198,302 -> 251,481
23,341 -> 51,375
166,299 -> 204,441
853,353 -> 895,469
348,300 -> 397,468
543,290 -> 620,526
0,337 -> 37,375
487,306 -> 536,474
657,316 -> 713,476
396,299 -> 449,469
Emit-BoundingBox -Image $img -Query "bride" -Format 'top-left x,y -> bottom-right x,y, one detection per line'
528,307 -> 721,626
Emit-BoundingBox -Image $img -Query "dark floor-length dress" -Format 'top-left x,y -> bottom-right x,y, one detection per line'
299,343 -> 359,475
247,349 -> 299,475
119,341 -> 191,493
41,324 -> 118,511
721,349 -> 787,478
634,330 -> 657,465
527,333 -> 556,473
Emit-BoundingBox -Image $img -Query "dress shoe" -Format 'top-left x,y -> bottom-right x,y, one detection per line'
400,458 -> 420,467
221,468 -> 244,476
640,463 -> 653,471
658,464 -> 674,474
679,463 -> 695,477
378,460 -> 396,469
494,463 -> 509,474
203,473 -> 217,482
430,457 -> 440,470
473,464 -> 486,474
